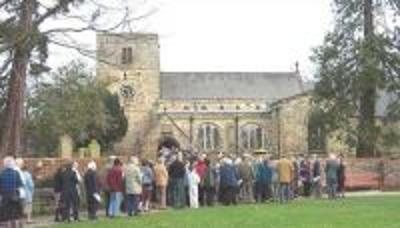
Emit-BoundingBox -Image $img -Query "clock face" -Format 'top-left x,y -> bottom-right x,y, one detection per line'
120,84 -> 136,98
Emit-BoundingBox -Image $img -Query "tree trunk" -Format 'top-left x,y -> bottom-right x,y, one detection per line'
357,0 -> 377,157
0,0 -> 33,156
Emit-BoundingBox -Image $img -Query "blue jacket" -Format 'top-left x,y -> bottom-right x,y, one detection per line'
219,164 -> 239,187
0,168 -> 23,198
255,163 -> 272,184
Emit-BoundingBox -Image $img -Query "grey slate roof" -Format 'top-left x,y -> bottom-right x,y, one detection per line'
160,72 -> 304,100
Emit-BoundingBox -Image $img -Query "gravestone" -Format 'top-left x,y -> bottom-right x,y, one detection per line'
60,135 -> 73,158
88,139 -> 101,158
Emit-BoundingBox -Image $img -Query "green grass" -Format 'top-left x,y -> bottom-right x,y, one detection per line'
55,197 -> 400,228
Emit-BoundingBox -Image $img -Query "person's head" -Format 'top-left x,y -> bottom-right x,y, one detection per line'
130,156 -> 139,166
15,158 -> 24,169
312,154 -> 318,161
199,153 -> 207,161
87,161 -> 97,171
114,158 -> 122,166
329,153 -> 337,160
157,156 -> 165,165
3,156 -> 15,169
73,161 -> 79,170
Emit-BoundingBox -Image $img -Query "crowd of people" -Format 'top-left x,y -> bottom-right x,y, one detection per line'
0,151 -> 347,226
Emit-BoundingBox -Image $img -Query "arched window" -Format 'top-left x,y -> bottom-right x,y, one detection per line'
197,123 -> 220,150
308,110 -> 326,154
240,124 -> 266,150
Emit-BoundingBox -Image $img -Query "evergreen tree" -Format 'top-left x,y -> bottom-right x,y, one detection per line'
27,61 -> 127,156
312,0 -> 400,157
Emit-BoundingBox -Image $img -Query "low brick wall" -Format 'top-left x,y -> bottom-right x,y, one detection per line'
4,157 -> 400,191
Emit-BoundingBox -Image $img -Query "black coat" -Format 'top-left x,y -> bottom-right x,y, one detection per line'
61,167 -> 79,197
168,160 -> 186,179
84,169 -> 98,196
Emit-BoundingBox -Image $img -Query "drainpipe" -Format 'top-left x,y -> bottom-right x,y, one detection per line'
189,115 -> 194,144
277,106 -> 281,158
235,116 -> 239,155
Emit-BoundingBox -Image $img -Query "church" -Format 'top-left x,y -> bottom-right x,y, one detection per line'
96,33 -> 351,158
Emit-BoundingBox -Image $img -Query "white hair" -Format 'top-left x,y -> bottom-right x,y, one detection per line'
130,156 -> 139,165
223,158 -> 233,165
15,158 -> 24,168
87,161 -> 97,170
3,156 -> 16,169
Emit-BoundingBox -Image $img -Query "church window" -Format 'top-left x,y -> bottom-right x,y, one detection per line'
240,124 -> 266,151
183,106 -> 190,110
197,123 -> 220,151
121,47 -> 133,65
201,105 -> 207,110
220,105 -> 224,110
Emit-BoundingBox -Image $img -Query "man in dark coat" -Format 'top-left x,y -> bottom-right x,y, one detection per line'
219,158 -> 239,206
168,153 -> 186,208
84,161 -> 100,220
61,163 -> 80,222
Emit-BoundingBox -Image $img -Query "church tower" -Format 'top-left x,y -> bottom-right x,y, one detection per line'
96,33 -> 160,155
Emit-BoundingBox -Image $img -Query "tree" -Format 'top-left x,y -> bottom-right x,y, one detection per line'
312,0 -> 400,157
27,61 -> 127,156
0,0 -> 154,156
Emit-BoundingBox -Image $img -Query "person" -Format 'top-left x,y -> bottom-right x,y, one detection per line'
141,160 -> 154,212
325,154 -> 339,200
124,156 -> 142,216
299,157 -> 312,197
84,161 -> 100,220
270,159 -> 280,202
61,162 -> 80,222
100,155 -> 115,217
188,163 -> 200,208
194,154 -> 208,206
107,158 -> 124,217
337,155 -> 346,198
219,158 -> 239,206
254,158 -> 272,203
203,160 -> 217,206
16,159 -> 35,224
153,157 -> 168,209
377,159 -> 385,191
277,155 -> 294,203
168,152 -> 186,209
0,156 -> 24,228
238,155 -> 254,202
53,166 -> 65,222
311,154 -> 322,198
290,156 -> 299,199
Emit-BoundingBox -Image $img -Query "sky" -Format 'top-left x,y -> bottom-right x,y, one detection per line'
47,0 -> 334,80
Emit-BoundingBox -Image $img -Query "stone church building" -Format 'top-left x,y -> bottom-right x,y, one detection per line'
96,33 -> 350,158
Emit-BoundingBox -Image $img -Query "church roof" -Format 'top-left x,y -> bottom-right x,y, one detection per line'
160,72 -> 304,100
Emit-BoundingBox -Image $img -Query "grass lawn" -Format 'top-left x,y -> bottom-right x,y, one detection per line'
55,197 -> 400,228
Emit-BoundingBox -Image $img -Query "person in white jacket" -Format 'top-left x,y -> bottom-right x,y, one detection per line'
188,163 -> 200,209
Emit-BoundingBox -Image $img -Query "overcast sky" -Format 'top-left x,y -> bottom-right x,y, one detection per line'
48,0 -> 334,80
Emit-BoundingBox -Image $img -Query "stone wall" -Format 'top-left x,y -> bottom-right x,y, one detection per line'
277,95 -> 311,156
97,33 -> 160,155
158,98 -> 276,155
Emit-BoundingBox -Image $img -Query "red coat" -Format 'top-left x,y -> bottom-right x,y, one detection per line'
107,166 -> 123,192
195,160 -> 208,180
